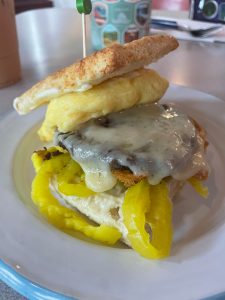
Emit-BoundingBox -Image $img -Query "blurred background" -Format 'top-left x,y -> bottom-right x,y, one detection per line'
14,0 -> 189,14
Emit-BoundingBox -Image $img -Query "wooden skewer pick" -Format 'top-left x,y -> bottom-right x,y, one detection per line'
76,0 -> 92,58
82,13 -> 87,58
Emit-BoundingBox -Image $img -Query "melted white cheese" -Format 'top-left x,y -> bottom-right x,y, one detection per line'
36,88 -> 60,99
74,83 -> 93,92
36,83 -> 92,101
56,103 -> 208,192
79,161 -> 117,193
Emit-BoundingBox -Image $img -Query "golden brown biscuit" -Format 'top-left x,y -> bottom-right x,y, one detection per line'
13,35 -> 178,115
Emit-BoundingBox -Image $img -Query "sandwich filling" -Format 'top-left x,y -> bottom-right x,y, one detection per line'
55,103 -> 208,193
31,145 -> 208,259
15,35 -> 209,259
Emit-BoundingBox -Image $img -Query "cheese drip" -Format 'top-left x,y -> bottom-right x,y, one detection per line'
56,103 -> 208,192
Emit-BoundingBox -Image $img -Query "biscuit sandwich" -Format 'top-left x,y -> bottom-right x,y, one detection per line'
14,34 -> 209,259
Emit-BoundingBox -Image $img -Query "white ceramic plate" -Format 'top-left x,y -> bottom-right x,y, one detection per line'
1,85 -> 225,300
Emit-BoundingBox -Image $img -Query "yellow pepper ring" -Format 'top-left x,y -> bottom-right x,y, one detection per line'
31,147 -> 208,257
31,149 -> 121,245
188,177 -> 208,198
56,160 -> 96,197
122,179 -> 173,259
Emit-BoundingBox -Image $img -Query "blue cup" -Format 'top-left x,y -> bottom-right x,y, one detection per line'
90,0 -> 152,50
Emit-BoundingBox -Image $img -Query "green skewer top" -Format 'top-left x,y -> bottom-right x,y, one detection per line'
76,0 -> 92,14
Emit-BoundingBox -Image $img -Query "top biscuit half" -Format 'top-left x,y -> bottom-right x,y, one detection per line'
13,34 -> 178,115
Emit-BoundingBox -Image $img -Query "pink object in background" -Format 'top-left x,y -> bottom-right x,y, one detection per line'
152,0 -> 189,10
0,0 -> 21,88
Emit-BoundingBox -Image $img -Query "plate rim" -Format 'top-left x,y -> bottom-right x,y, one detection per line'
1,258 -> 225,300
0,259 -> 75,300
